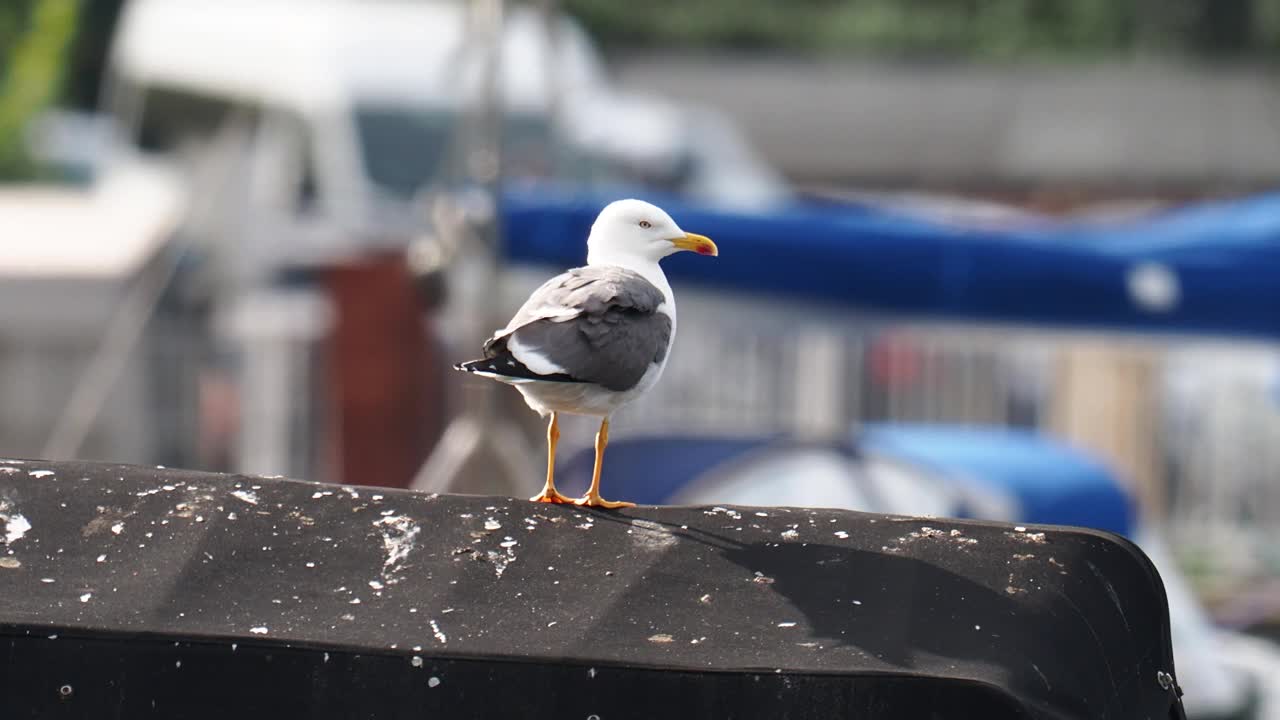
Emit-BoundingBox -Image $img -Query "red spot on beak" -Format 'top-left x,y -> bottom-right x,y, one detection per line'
675,233 -> 717,256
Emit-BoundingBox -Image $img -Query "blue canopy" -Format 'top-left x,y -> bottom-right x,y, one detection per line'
501,185 -> 1280,340
858,423 -> 1135,536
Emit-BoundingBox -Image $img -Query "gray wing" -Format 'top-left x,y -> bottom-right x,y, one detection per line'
483,267 -> 672,392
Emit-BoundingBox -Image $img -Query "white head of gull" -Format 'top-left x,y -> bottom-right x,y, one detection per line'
456,199 -> 717,508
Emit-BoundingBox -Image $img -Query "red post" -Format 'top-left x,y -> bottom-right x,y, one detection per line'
321,252 -> 444,488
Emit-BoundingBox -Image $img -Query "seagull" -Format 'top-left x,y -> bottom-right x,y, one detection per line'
456,199 -> 718,508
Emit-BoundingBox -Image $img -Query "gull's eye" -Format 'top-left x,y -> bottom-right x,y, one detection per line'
639,220 -> 652,229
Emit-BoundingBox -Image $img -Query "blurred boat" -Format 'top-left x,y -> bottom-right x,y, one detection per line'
103,0 -> 612,273
0,165 -> 185,463
567,92 -> 792,209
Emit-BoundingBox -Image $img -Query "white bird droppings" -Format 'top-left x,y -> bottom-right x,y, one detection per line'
648,634 -> 674,643
483,518 -> 502,531
249,626 -> 269,635
428,677 -> 441,688
2,513 -> 31,544
431,619 -> 447,644
374,515 -> 421,585
1,499 -> 31,545
1007,530 -> 1047,545
777,621 -> 797,628
28,470 -> 54,478
110,522 -> 124,535
231,490 -> 259,505
411,656 -> 423,668
833,531 -> 849,539
487,544 -> 518,578
79,593 -> 92,602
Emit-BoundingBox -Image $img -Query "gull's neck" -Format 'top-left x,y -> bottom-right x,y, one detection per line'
586,249 -> 674,306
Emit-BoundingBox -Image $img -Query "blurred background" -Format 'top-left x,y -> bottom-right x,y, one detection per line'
4,0 -> 1280,716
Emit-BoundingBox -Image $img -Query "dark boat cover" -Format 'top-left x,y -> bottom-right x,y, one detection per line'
0,460 -> 1185,719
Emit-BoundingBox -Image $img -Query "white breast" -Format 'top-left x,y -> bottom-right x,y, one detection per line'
512,358 -> 667,418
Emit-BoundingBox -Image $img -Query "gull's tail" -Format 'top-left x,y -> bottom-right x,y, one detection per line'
455,355 -> 577,384
455,358 -> 500,374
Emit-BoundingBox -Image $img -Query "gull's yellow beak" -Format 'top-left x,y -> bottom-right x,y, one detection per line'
670,232 -> 718,257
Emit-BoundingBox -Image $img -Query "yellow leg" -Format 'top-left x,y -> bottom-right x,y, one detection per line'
574,418 -> 634,509
530,413 -> 572,504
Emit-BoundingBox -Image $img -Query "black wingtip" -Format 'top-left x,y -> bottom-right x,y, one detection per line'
455,355 -> 580,384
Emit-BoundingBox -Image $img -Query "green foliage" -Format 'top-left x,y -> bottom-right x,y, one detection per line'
564,0 -> 1280,59
0,0 -> 80,180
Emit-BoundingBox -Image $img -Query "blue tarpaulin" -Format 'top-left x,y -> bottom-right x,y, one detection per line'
501,185 -> 1280,340
858,423 -> 1136,536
